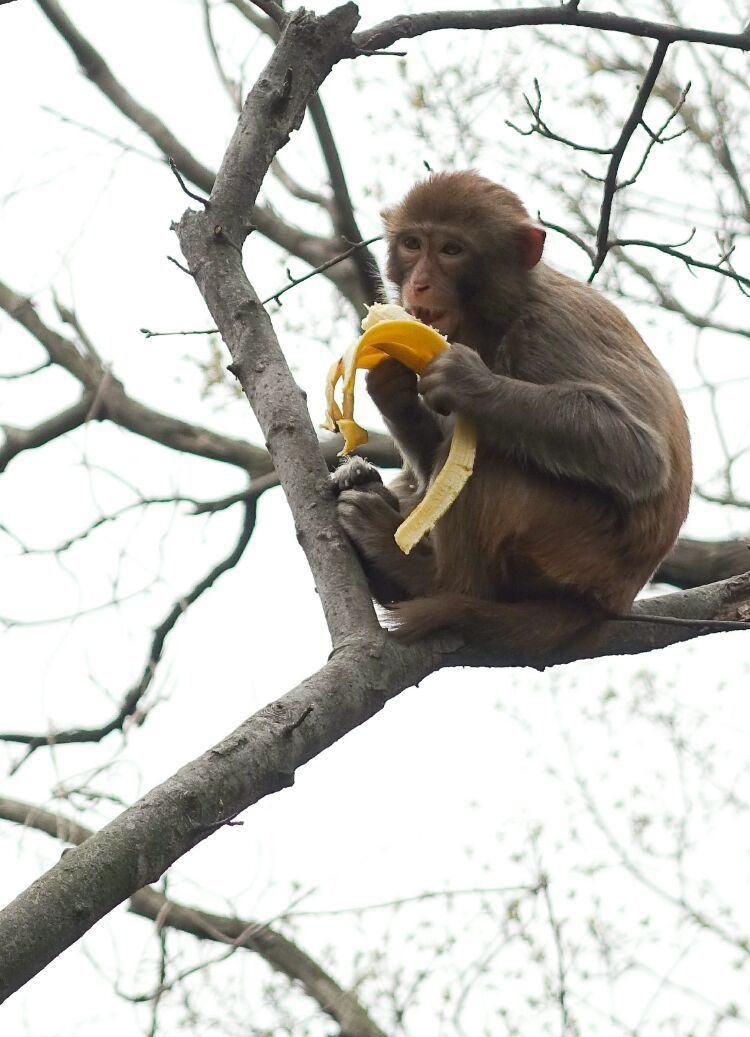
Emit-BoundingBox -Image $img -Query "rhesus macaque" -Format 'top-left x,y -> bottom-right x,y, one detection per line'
331,171 -> 692,655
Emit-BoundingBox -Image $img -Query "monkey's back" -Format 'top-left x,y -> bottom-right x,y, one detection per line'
431,265 -> 691,614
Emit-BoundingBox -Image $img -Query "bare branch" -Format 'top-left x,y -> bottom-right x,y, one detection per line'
307,96 -> 384,302
35,0 -> 216,190
0,799 -> 390,1037
611,236 -> 750,290
0,359 -> 52,380
507,78 -> 613,155
592,40 -> 669,275
2,562 -> 750,999
0,395 -> 93,473
270,156 -> 333,210
0,502 -> 257,763
201,0 -> 243,112
263,235 -> 381,306
656,537 -> 750,589
355,8 -> 750,54
227,0 -> 280,39
0,278 -> 273,473
34,0 -> 370,308
168,158 -> 210,207
245,0 -> 286,27
142,232 -> 382,337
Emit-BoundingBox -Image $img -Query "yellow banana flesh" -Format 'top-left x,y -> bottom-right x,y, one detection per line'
323,304 -> 477,554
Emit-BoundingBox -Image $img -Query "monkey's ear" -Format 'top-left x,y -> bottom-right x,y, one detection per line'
517,225 -> 546,270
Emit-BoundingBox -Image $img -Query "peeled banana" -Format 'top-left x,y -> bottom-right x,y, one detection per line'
323,303 -> 477,554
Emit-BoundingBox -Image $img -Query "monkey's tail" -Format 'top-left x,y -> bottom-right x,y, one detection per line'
386,593 -> 602,663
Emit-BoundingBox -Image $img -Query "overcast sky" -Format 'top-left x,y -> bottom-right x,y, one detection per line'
2,2 -> 750,1034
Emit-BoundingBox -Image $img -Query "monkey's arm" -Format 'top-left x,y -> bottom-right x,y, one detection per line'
331,458 -> 435,603
366,360 -> 445,484
420,344 -> 669,503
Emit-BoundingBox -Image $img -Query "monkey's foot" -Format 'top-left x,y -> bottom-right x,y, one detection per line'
330,456 -> 383,496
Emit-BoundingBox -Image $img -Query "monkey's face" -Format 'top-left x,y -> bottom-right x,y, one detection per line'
391,227 -> 473,340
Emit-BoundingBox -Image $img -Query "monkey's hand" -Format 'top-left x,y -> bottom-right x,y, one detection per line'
419,342 -> 488,416
337,488 -> 401,561
366,358 -> 419,419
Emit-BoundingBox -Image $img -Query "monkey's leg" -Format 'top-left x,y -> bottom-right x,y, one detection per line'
331,459 -> 435,603
390,593 -> 603,663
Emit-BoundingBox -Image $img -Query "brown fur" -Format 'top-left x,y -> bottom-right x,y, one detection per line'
334,171 -> 692,654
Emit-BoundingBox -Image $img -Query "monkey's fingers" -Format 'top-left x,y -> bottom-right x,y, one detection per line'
322,303 -> 477,553
339,316 -> 447,442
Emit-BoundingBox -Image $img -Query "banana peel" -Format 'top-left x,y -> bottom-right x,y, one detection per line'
323,303 -> 477,554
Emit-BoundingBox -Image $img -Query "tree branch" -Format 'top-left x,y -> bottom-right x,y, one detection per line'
0,637 -> 439,1003
592,40 -> 670,274
0,798 -> 390,1037
33,0 -> 369,310
0,502 -> 257,766
0,395 -> 93,473
307,95 -> 384,302
176,3 -> 378,646
3,1 -> 749,1008
1,565 -> 749,1001
35,0 -> 216,191
355,8 -> 750,54
655,536 -> 750,589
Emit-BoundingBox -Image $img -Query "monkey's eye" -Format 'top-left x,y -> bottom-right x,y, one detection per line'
402,236 -> 421,251
440,241 -> 463,256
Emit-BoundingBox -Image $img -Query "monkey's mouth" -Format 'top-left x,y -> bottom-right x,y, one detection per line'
411,307 -> 447,329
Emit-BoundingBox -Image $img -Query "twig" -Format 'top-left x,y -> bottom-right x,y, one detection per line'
167,255 -> 193,276
168,158 -> 210,206
507,78 -> 613,155
0,501 -> 257,764
201,0 -> 243,111
141,326 -> 218,339
615,82 -> 691,192
262,235 -> 381,305
538,215 -> 595,262
611,237 -> 750,290
592,39 -> 669,275
141,234 -> 383,336
40,105 -> 160,163
539,873 -> 570,1037
283,705 -> 314,735
0,360 -> 52,380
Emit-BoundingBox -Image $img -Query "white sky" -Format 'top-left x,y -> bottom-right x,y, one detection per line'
1,2 -> 750,1035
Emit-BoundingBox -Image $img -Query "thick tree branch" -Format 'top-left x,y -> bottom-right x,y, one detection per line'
1,568 -> 749,1001
0,278 -> 275,474
655,536 -> 750,589
176,3 -> 378,645
0,799 -> 390,1037
0,395 -> 93,473
3,1 -> 749,1008
0,637 -> 439,1003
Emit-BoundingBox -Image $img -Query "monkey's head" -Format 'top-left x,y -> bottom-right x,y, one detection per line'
381,171 -> 546,344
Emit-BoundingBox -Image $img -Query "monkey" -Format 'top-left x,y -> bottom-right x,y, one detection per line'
331,171 -> 692,659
